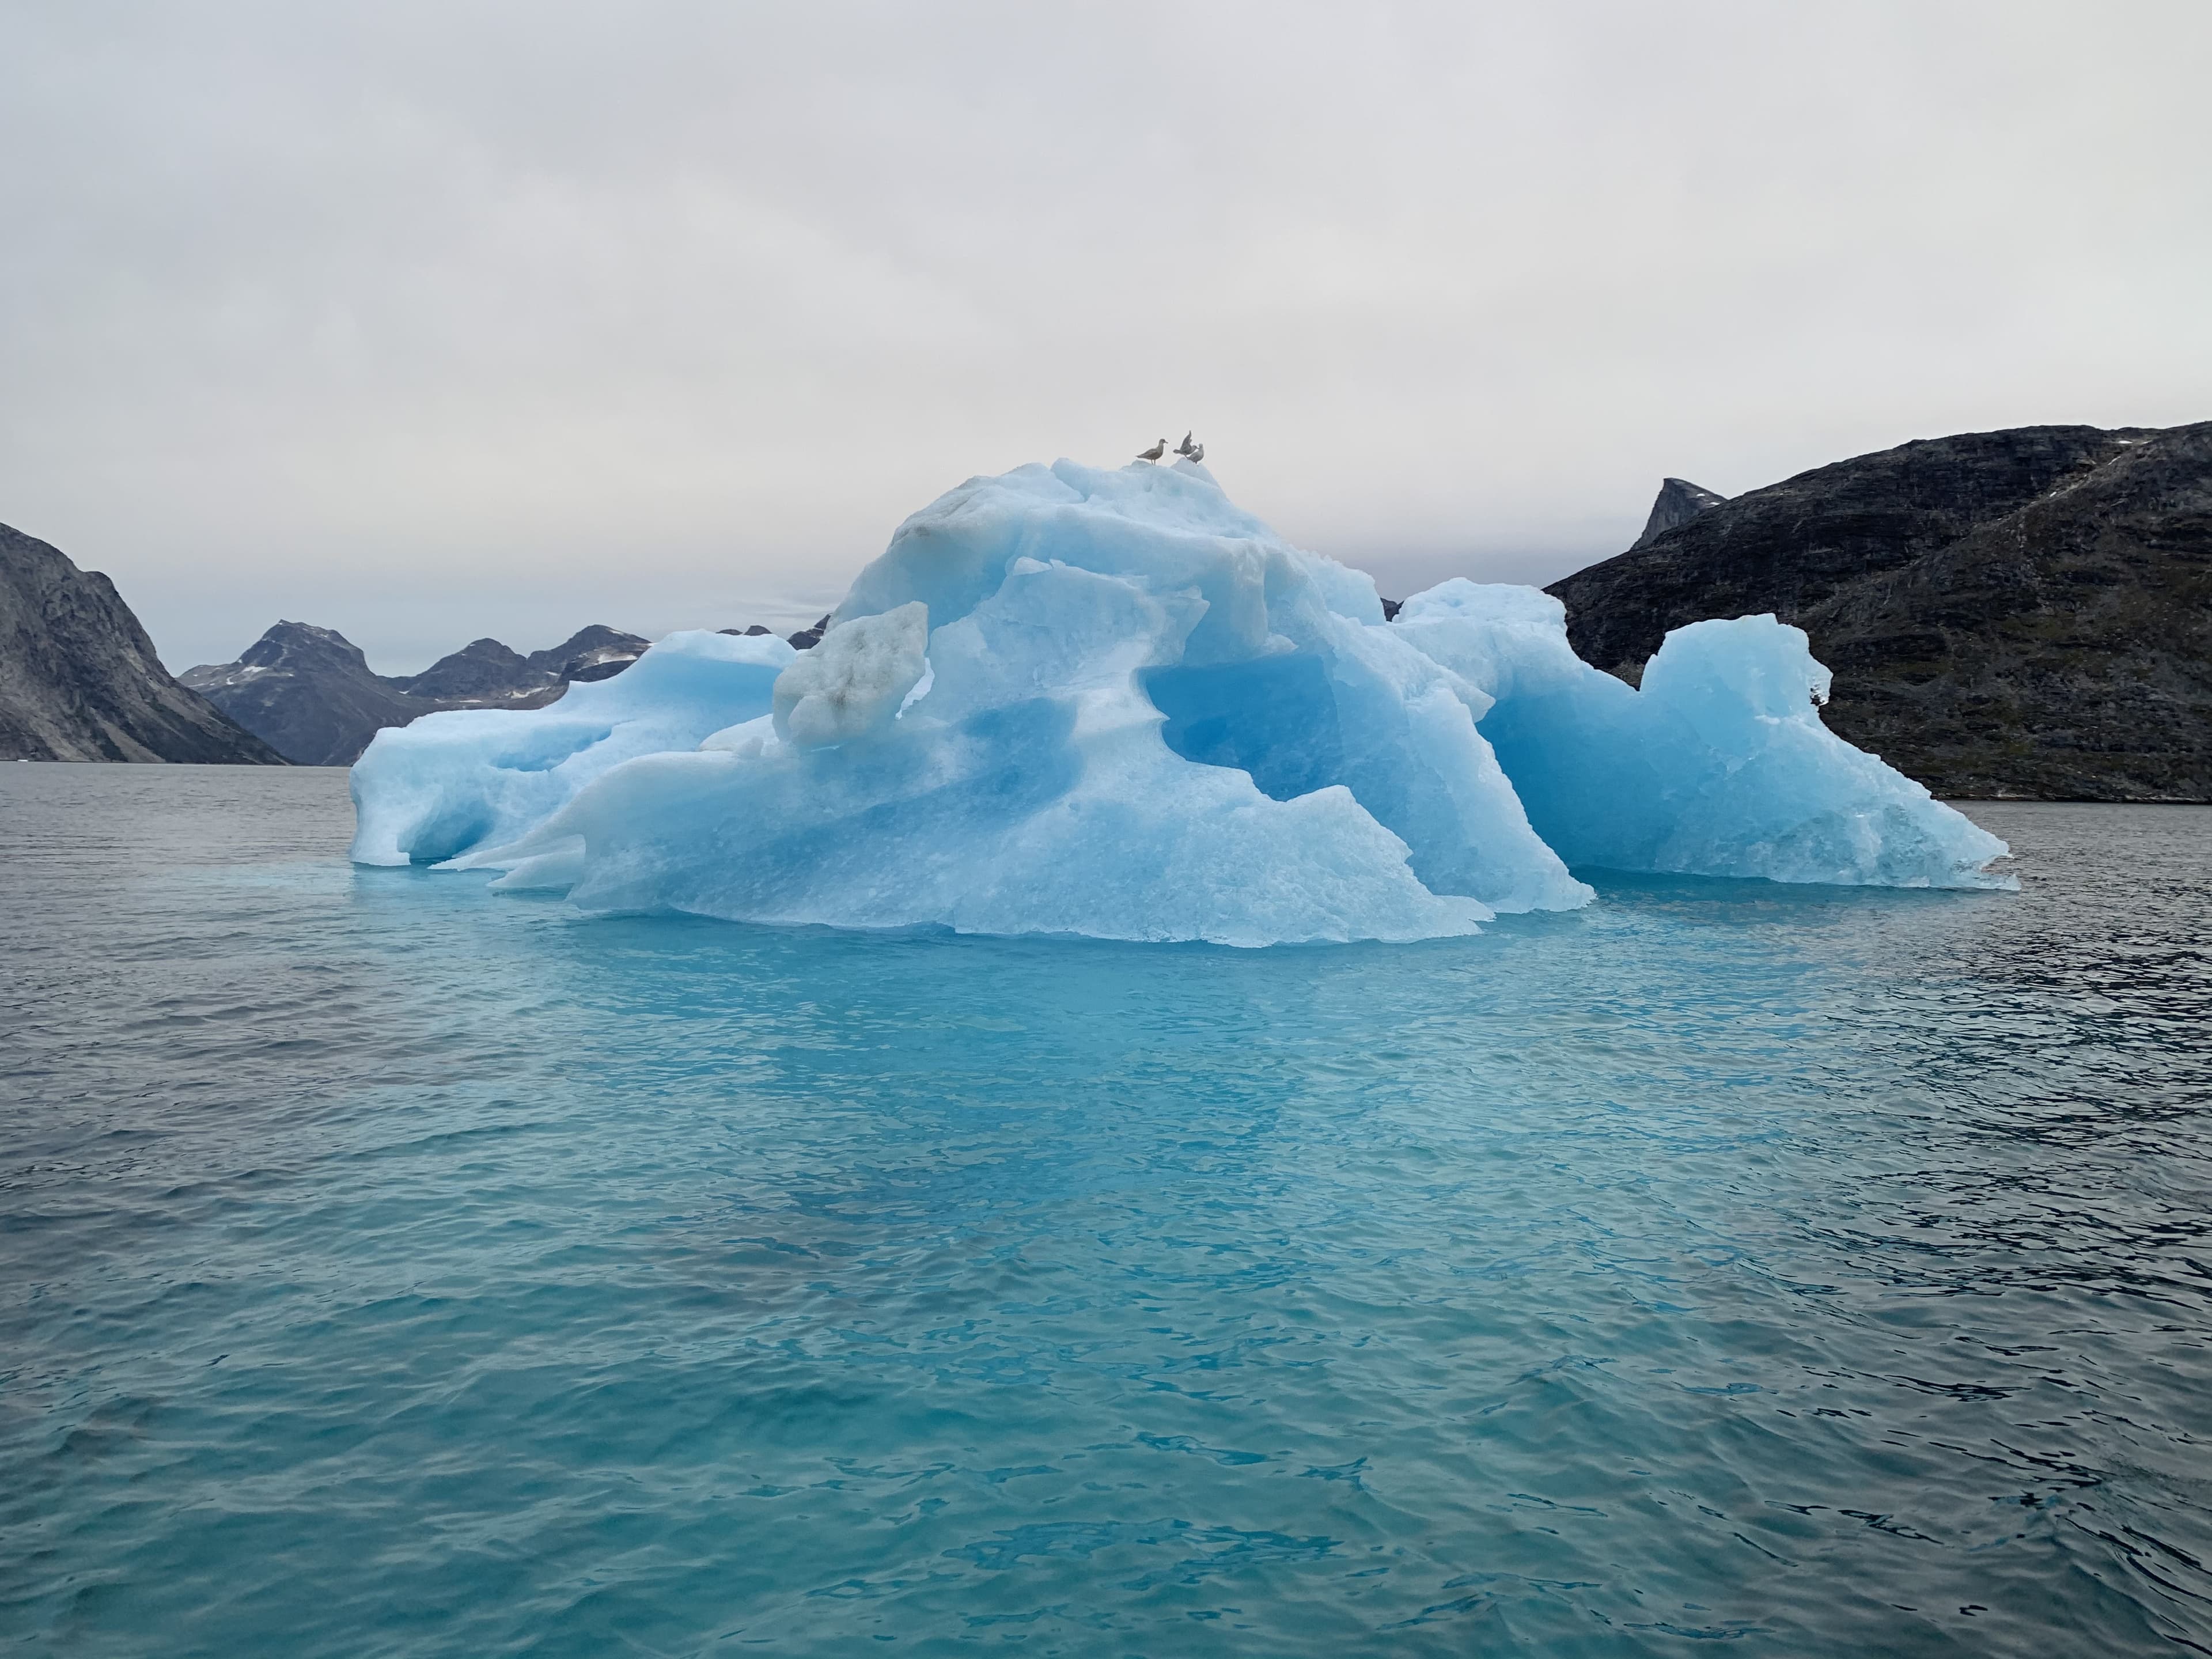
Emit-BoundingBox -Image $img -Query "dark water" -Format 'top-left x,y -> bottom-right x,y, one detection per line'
3,765 -> 2210,1657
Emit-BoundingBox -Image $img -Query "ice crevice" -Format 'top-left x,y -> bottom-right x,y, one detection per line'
350,456 -> 2013,944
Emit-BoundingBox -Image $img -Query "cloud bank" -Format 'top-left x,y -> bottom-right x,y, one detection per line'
2,1 -> 2206,670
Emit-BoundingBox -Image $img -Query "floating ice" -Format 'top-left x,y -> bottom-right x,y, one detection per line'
351,458 -> 2012,942
349,629 -> 793,866
1393,581 -> 2013,888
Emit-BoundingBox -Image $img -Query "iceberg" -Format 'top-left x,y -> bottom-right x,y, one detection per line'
349,628 -> 793,866
1392,581 -> 2013,889
351,458 -> 2012,944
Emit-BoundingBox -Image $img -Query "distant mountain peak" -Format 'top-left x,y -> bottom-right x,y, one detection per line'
524,625 -> 649,683
1632,478 -> 1728,549
222,620 -> 375,676
399,637 -> 537,702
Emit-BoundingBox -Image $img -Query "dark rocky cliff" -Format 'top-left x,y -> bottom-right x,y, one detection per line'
1547,423 -> 2211,801
0,521 -> 283,764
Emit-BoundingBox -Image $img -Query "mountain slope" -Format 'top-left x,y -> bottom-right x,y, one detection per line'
0,521 -> 283,764
1794,426 -> 2212,798
1546,423 -> 2210,801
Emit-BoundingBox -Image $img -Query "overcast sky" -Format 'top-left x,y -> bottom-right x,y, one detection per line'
3,1 -> 2207,673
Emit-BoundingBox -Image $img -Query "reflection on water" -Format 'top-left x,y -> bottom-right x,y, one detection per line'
2,767 -> 2209,1656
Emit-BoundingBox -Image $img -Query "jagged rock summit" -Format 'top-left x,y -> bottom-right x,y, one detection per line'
1547,422 -> 2212,801
1633,478 -> 1728,548
0,521 -> 281,763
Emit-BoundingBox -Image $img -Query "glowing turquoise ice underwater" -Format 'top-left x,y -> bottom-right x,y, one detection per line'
6,767 -> 2212,1656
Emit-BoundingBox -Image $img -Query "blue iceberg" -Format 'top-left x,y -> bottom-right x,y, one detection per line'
350,628 -> 793,866
351,459 -> 2010,943
1392,581 -> 2013,889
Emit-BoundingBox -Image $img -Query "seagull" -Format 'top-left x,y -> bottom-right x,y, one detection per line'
1175,431 -> 1195,457
1136,438 -> 1166,462
1187,441 -> 1205,463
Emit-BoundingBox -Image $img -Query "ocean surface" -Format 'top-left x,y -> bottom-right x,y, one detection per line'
3,765 -> 2210,1658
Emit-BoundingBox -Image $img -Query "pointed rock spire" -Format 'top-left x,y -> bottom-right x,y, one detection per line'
1632,478 -> 1728,548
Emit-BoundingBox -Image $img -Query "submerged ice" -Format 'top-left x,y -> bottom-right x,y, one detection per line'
350,458 -> 2011,944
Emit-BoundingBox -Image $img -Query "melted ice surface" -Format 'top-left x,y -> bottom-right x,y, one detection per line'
350,460 -> 2010,942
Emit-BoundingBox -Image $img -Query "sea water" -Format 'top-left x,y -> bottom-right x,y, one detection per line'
3,766 -> 2209,1657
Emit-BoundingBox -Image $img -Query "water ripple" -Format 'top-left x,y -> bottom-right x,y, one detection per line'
1,768 -> 2209,1656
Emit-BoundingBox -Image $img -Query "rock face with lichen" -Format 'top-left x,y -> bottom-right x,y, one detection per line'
0,521 -> 283,764
1547,423 -> 2212,801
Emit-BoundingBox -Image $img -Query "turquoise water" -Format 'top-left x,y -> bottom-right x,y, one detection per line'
4,766 -> 2210,1656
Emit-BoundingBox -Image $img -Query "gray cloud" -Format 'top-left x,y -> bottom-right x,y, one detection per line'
2,0 -> 2206,671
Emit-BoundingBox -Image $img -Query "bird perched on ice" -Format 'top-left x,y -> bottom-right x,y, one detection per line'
1175,431 -> 1195,457
1136,438 -> 1166,462
1186,441 -> 1205,463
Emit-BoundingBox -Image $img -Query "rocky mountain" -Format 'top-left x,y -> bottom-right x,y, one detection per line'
1632,478 -> 1727,548
392,636 -> 543,703
1546,422 -> 2212,801
529,624 -> 650,684
184,622 -> 656,766
394,626 -> 649,703
180,622 -> 430,768
0,521 -> 283,764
